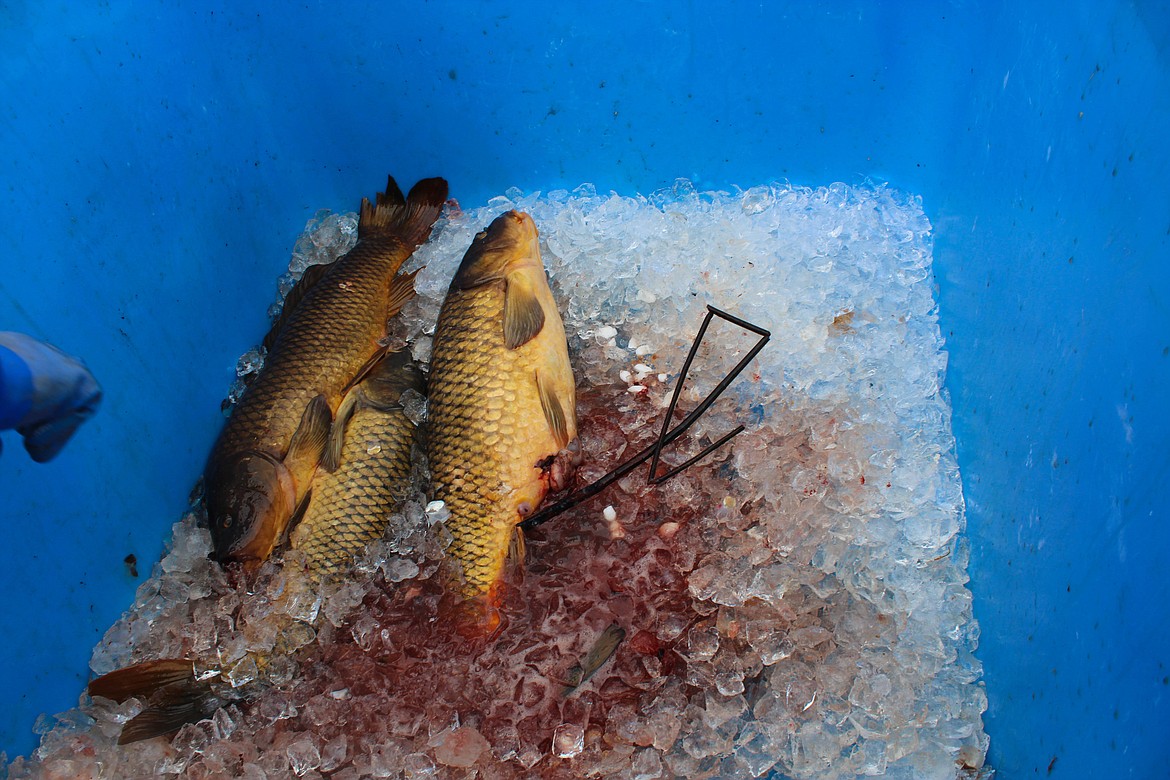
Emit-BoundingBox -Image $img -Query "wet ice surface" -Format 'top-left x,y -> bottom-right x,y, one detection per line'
5,181 -> 989,779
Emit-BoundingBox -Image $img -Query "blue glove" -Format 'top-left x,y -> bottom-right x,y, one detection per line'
0,332 -> 102,462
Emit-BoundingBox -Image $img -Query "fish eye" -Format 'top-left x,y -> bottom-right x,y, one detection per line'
517,502 -> 533,517
222,516 -> 233,528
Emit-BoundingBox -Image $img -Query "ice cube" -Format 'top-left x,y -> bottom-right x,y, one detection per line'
433,726 -> 490,768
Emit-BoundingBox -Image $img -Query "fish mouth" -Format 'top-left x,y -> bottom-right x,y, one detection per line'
502,211 -> 541,263
484,210 -> 540,261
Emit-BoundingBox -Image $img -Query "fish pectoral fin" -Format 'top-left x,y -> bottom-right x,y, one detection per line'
386,268 -> 420,319
322,385 -> 364,473
88,659 -> 198,703
508,525 -> 526,566
117,679 -> 220,745
285,394 -> 332,476
262,261 -> 335,352
282,488 -> 313,549
536,370 -> 571,450
503,271 -> 546,349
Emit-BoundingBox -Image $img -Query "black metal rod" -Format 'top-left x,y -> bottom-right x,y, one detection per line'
646,308 -> 715,486
519,305 -> 770,530
647,306 -> 771,486
650,424 -> 746,484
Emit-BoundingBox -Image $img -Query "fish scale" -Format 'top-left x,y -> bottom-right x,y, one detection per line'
430,287 -> 531,591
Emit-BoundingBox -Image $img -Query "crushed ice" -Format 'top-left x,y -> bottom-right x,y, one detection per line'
5,180 -> 989,780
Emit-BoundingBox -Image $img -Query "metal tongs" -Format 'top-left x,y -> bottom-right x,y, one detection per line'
521,305 -> 771,530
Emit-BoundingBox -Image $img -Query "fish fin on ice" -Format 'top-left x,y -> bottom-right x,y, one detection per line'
536,370 -> 571,449
385,268 -> 420,319
284,394 -> 331,475
561,624 -> 625,697
503,270 -> 546,349
359,176 -> 448,246
262,260 -> 336,352
88,659 -> 198,703
565,624 -> 625,695
117,679 -> 220,745
358,175 -> 405,238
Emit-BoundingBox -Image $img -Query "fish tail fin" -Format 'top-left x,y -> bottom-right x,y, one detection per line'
88,659 -> 223,744
439,589 -> 503,640
359,175 -> 449,245
88,658 -> 199,702
118,679 -> 222,744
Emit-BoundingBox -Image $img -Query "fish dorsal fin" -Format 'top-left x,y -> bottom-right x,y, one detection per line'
504,270 -> 546,350
284,394 -> 331,476
386,268 -> 420,320
263,262 -> 335,352
536,370 -> 571,449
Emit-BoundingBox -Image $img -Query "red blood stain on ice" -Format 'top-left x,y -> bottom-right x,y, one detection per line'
263,385 -> 716,774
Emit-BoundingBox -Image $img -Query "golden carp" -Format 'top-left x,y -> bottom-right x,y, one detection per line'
89,349 -> 426,744
206,175 -> 447,568
289,348 -> 424,573
427,210 -> 578,634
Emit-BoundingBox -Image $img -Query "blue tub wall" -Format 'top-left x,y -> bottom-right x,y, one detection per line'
1,1 -> 1167,774
934,3 -> 1170,774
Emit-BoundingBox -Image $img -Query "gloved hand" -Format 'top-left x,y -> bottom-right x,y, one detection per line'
0,332 -> 102,462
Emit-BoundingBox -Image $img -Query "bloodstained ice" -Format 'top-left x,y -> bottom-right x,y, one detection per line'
4,181 -> 990,780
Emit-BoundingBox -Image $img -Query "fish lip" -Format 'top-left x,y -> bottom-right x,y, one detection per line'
504,210 -> 541,264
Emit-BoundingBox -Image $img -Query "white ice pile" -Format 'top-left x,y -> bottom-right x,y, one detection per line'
4,180 -> 990,780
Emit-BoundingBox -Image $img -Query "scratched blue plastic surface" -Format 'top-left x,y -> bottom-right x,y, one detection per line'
1,2 -> 1167,774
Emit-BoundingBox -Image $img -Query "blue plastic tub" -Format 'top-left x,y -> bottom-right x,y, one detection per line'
1,2 -> 1166,775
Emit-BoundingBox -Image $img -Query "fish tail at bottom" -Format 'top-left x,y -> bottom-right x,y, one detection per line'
88,659 -> 222,744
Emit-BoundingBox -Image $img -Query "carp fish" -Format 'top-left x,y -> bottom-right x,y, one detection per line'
90,349 -> 425,743
427,210 -> 579,634
205,175 -> 447,568
289,348 -> 424,573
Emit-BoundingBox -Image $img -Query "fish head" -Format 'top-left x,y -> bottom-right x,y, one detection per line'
450,210 -> 542,290
206,451 -> 297,566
